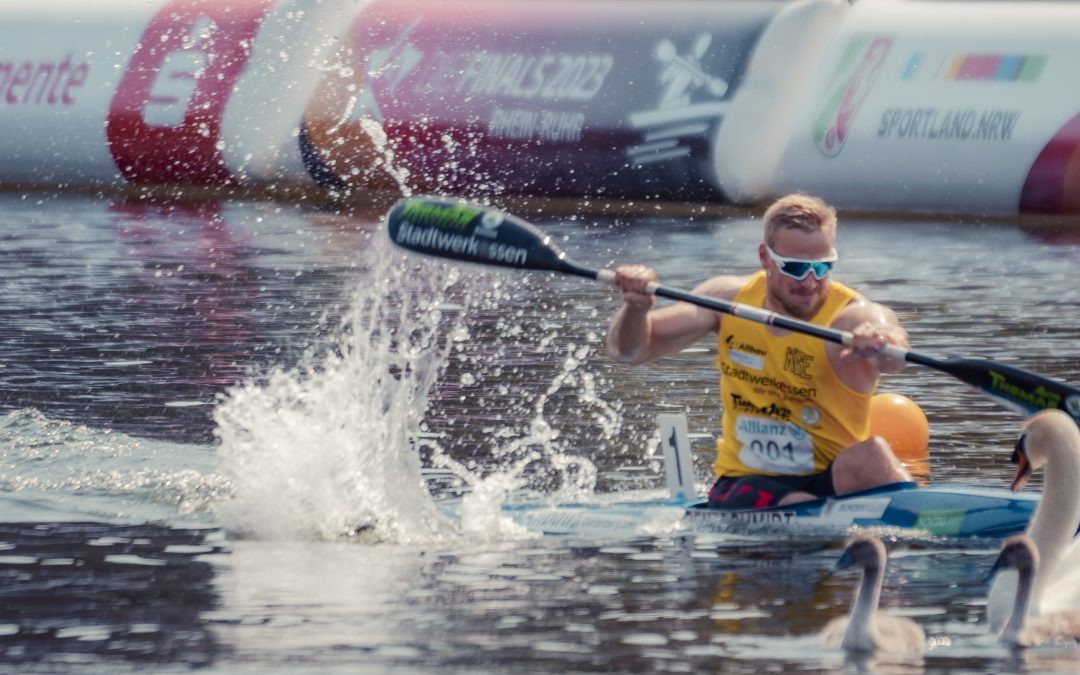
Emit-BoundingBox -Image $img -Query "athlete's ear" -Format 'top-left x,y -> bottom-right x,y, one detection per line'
758,242 -> 769,270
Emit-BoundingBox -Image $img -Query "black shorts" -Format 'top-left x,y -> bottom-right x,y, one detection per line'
706,465 -> 835,510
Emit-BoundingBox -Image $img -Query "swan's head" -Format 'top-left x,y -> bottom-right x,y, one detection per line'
1010,409 -> 1080,491
833,534 -> 886,573
988,533 -> 1038,581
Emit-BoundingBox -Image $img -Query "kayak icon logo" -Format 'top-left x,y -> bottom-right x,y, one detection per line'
107,0 -> 273,184
626,34 -> 729,167
813,36 -> 893,157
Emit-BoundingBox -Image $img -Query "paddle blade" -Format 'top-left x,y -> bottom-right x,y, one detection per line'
937,357 -> 1080,425
386,196 -> 578,274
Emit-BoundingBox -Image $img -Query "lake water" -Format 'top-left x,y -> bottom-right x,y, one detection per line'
0,190 -> 1078,673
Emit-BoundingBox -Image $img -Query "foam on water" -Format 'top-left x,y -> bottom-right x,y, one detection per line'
0,408 -> 224,524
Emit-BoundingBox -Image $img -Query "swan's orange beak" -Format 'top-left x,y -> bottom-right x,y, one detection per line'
1010,433 -> 1032,492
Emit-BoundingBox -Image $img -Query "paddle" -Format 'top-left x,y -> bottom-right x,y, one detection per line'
386,195 -> 1080,427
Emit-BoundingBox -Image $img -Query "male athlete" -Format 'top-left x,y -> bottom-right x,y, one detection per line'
607,193 -> 912,508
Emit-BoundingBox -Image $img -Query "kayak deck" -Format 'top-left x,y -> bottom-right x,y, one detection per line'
481,482 -> 1045,539
683,481 -> 1042,539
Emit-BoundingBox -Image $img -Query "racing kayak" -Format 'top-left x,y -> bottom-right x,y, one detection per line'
482,480 -> 1041,539
474,415 -> 1048,540
682,480 -> 1040,538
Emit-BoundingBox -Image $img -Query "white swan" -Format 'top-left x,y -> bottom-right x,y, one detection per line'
987,409 -> 1080,633
821,534 -> 925,654
989,533 -> 1080,646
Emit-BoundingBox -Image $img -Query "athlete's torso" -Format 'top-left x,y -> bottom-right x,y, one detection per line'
714,271 -> 872,477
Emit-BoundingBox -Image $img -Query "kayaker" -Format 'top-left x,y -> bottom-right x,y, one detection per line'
607,193 -> 913,509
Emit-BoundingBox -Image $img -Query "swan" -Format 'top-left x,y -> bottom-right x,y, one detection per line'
989,533 -> 1080,646
821,534 -> 925,654
987,409 -> 1080,633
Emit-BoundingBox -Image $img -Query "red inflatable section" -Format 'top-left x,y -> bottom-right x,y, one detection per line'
107,0 -> 274,186
1019,111 -> 1080,214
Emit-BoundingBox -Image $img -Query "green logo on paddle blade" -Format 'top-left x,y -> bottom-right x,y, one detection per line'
398,200 -> 483,232
988,370 -> 1063,412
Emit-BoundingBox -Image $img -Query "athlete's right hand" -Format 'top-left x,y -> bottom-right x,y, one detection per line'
613,265 -> 657,310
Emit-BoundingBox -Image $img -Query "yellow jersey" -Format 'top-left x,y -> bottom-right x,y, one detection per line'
714,271 -> 872,477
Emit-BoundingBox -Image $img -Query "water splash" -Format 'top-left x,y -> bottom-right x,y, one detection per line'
214,236 -> 463,543
214,232 -> 626,543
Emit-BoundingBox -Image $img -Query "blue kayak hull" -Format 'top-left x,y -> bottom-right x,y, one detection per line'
489,482 -> 1044,539
683,481 -> 1042,538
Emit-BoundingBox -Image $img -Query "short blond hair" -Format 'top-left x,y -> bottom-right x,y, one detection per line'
762,193 -> 837,247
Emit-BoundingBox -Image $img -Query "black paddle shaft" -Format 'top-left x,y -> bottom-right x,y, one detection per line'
386,195 -> 1080,426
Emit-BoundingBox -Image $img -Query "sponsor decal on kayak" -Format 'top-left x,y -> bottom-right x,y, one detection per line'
914,509 -> 966,536
821,496 -> 889,522
107,0 -> 273,185
814,35 -> 893,158
707,509 -> 797,526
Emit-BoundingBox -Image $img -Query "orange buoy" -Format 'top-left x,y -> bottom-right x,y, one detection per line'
870,393 -> 930,463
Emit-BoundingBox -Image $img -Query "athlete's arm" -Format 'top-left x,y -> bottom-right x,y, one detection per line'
607,268 -> 744,365
828,298 -> 909,392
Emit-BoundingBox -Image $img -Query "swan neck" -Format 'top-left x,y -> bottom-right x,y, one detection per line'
1028,443 -> 1080,569
1000,565 -> 1034,643
846,565 -> 882,642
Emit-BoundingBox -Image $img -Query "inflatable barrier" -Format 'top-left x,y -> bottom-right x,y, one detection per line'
770,0 -> 1080,215
1,0 -> 1078,215
0,0 -> 348,189
299,0 -> 781,202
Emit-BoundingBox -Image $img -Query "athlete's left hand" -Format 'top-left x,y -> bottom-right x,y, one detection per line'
840,322 -> 908,371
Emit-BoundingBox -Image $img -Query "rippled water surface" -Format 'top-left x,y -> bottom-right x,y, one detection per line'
1,192 -> 1079,673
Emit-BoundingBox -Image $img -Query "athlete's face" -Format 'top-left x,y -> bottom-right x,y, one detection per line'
759,227 -> 836,320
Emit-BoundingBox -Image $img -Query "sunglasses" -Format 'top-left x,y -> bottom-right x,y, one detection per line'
765,244 -> 838,280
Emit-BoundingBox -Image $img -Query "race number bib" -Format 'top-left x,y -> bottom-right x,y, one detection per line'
734,415 -> 815,474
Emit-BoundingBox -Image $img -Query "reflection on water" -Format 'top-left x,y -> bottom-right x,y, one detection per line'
0,192 -> 1078,672
0,522 -> 224,669
0,196 -> 374,444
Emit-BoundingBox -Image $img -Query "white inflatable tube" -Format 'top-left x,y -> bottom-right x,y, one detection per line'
770,0 -> 1080,214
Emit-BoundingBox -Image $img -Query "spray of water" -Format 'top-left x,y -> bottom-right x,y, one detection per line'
213,235 -> 465,543
213,225 -> 631,544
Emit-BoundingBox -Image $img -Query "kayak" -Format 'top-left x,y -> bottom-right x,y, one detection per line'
466,413 -> 1051,540
481,480 -> 1043,539
683,481 -> 1042,538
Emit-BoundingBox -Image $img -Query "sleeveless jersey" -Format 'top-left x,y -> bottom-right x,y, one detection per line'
713,271 -> 871,477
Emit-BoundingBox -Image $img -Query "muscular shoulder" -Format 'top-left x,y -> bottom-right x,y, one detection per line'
830,293 -> 899,331
692,274 -> 753,302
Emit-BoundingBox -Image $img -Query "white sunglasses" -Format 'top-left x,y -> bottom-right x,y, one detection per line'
765,244 -> 838,280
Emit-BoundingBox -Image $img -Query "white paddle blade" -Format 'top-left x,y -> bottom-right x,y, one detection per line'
657,413 -> 696,502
